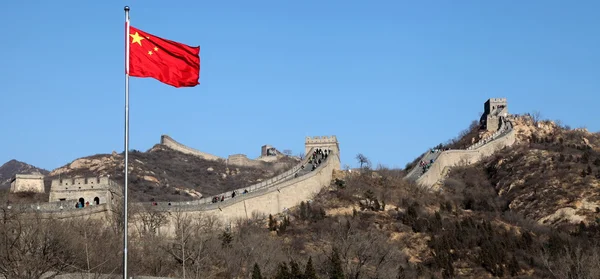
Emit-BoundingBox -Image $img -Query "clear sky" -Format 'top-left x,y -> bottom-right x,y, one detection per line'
1,0 -> 598,171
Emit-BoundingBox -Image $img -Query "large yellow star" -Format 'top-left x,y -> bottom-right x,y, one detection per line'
130,32 -> 144,46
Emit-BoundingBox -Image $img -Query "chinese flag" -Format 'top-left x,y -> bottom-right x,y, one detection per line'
128,25 -> 200,87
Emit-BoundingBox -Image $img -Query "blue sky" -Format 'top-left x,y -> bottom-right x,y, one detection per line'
1,0 -> 598,171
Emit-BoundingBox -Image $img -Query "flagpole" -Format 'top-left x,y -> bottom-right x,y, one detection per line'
123,5 -> 130,279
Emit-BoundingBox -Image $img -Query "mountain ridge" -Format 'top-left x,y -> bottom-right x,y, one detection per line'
0,159 -> 49,189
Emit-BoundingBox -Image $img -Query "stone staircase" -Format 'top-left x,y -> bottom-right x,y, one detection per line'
404,150 -> 443,182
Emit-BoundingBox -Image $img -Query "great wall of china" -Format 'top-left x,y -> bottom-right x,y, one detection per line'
404,99 -> 515,188
6,135 -> 341,234
5,99 -> 519,235
161,135 -> 287,168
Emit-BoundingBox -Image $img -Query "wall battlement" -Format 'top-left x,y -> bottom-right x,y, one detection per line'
305,136 -> 338,144
488,98 -> 507,103
305,135 -> 340,155
50,176 -> 112,190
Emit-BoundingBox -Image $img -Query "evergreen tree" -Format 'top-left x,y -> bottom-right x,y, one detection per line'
300,201 -> 307,220
304,257 -> 319,279
508,255 -> 520,276
268,214 -> 277,231
396,265 -> 406,279
289,260 -> 303,279
252,263 -> 263,279
274,262 -> 291,279
219,230 -> 233,248
277,216 -> 291,234
329,249 -> 345,279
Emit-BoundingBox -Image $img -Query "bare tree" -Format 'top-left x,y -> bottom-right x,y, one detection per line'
323,217 -> 397,279
69,218 -> 121,279
167,209 -> 197,279
134,204 -> 168,237
540,243 -> 600,279
532,110 -> 542,125
356,153 -> 370,169
283,149 -> 292,156
0,213 -> 77,279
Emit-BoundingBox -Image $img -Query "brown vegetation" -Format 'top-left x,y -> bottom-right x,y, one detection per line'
1,164 -> 599,278
445,117 -> 600,229
45,145 -> 297,202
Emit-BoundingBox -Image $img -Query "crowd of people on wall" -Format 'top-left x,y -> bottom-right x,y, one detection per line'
75,201 -> 90,208
302,148 -> 330,172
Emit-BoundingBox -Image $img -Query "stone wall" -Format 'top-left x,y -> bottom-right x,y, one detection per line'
10,173 -> 45,193
49,176 -> 120,207
162,135 -> 296,168
416,124 -> 516,187
16,135 -> 340,237
4,203 -> 110,221
157,150 -> 340,236
227,154 -> 264,168
160,135 -> 224,161
150,145 -> 326,209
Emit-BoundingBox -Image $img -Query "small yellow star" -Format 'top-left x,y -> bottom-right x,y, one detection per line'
153,47 -> 158,51
148,50 -> 153,55
130,32 -> 144,46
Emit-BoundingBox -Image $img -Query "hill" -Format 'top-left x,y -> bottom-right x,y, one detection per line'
2,114 -> 600,278
0,159 -> 49,189
444,115 -> 600,229
47,144 -> 299,202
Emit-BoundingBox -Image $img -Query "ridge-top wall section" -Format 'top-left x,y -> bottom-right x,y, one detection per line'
416,127 -> 515,187
160,135 -> 224,161
157,148 -> 341,235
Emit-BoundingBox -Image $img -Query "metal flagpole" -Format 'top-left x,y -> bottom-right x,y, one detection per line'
123,6 -> 130,279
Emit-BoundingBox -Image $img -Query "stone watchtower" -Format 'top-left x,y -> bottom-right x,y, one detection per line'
48,176 -> 121,207
305,136 -> 339,155
480,98 -> 508,132
261,145 -> 278,157
305,135 -> 341,170
10,172 -> 45,193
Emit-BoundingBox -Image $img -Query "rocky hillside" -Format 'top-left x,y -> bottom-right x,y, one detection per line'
444,115 -> 600,229
48,144 -> 299,202
0,159 -> 49,189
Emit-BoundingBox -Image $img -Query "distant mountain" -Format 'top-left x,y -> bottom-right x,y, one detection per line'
0,160 -> 49,189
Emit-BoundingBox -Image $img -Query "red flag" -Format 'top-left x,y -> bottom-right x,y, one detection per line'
127,25 -> 200,87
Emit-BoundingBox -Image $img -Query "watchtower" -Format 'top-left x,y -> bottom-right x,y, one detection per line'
481,98 -> 508,132
305,136 -> 339,155
10,172 -> 45,193
48,176 -> 121,207
261,145 -> 278,157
